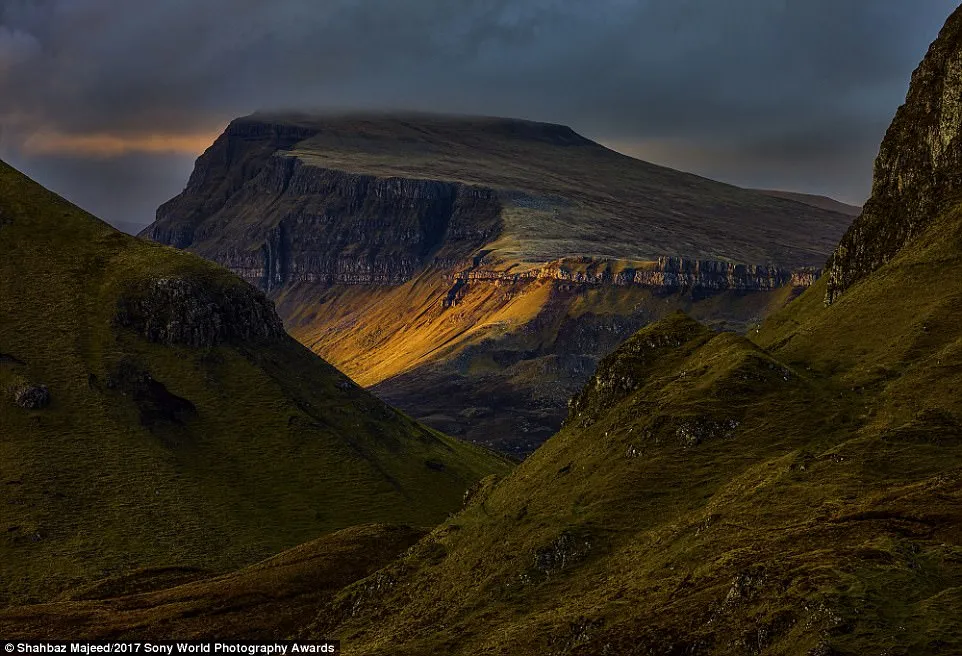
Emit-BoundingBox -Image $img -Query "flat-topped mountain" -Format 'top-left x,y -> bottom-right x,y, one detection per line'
0,159 -> 510,604
147,110 -> 852,272
142,112 -> 854,454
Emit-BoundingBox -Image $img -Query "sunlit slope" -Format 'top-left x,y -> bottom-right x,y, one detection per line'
305,205 -> 962,653
279,272 -> 799,453
0,160 -> 511,604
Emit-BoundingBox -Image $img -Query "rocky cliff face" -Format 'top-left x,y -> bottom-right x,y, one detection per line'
825,5 -> 962,303
448,256 -> 817,302
145,118 -> 321,249
115,274 -> 285,348
147,151 -> 502,290
145,114 -> 831,301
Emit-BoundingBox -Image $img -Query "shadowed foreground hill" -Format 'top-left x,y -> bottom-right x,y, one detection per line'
0,160 -> 510,605
0,524 -> 425,640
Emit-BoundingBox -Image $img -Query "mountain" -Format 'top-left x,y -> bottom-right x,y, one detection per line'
141,113 -> 854,455
0,159 -> 510,605
750,189 -> 862,217
283,7 -> 962,653
6,5 -> 962,652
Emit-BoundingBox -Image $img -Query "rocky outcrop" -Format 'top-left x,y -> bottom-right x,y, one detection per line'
825,6 -> 962,303
142,117 -> 322,248
12,383 -> 50,409
448,257 -> 818,300
115,275 -> 285,348
148,150 -> 503,289
566,313 -> 713,427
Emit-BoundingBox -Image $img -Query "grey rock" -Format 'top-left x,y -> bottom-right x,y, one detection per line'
13,384 -> 50,409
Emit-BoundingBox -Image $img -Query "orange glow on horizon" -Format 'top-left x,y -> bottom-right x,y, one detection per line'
22,130 -> 221,157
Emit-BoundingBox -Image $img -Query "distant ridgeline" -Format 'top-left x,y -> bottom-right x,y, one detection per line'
142,112 -> 854,455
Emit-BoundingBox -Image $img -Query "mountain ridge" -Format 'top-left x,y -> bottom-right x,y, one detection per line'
749,189 -> 862,217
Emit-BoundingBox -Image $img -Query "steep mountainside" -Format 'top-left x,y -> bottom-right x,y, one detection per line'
0,160 -> 510,605
143,113 -> 853,455
276,8 -> 962,652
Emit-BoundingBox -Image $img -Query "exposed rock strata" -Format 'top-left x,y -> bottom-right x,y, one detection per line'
148,153 -> 502,289
144,119 -> 322,249
445,257 -> 818,306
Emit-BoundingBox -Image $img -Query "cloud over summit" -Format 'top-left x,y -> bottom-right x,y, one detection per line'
0,0 -> 954,224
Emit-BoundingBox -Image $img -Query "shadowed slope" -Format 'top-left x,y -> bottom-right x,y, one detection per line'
0,524 -> 425,640
0,160 -> 510,605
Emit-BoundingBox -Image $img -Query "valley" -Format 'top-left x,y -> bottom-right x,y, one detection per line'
143,114 -> 853,454
4,2 -> 962,653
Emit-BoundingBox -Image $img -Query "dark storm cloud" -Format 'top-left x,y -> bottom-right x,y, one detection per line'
0,0 -> 955,224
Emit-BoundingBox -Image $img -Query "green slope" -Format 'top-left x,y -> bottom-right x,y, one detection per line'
0,524 -> 426,640
286,8 -> 962,654
305,203 -> 962,655
0,160 -> 511,604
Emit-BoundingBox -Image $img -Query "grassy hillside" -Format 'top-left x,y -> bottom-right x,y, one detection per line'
0,159 -> 511,604
298,200 -> 962,654
0,524 -> 425,639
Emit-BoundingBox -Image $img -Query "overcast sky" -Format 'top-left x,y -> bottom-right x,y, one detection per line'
0,0 -> 955,229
